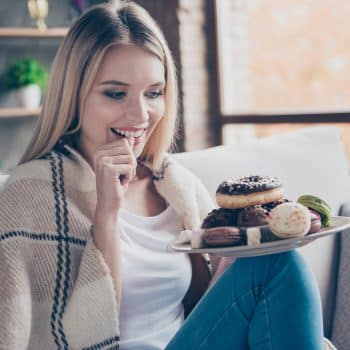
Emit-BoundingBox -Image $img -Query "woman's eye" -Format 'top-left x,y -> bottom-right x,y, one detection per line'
104,91 -> 126,100
146,90 -> 164,99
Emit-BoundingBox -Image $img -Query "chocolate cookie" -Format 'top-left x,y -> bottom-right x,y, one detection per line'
261,197 -> 289,211
201,208 -> 239,229
236,205 -> 269,227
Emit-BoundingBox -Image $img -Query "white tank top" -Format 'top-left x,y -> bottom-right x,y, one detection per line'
118,205 -> 192,350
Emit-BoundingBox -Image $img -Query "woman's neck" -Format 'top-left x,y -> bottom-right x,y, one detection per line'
131,161 -> 152,183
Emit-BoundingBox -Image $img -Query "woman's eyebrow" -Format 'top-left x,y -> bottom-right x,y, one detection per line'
98,80 -> 165,87
150,82 -> 165,87
99,80 -> 129,86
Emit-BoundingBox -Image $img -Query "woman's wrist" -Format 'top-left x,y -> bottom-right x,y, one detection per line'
95,201 -> 121,218
93,209 -> 120,241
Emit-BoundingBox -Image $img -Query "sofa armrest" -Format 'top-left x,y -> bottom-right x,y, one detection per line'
0,174 -> 9,190
339,202 -> 350,217
331,201 -> 350,348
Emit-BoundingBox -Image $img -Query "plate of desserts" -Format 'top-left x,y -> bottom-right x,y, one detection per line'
171,175 -> 350,257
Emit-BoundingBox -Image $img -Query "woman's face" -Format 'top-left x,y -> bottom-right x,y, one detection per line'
78,44 -> 166,167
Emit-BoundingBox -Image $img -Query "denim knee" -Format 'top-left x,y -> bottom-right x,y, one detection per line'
269,250 -> 310,279
227,250 -> 314,294
232,250 -> 305,273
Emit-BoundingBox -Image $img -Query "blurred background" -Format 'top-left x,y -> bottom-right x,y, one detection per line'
1,0 -> 350,171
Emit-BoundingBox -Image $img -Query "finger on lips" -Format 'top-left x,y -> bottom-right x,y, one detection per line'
92,129 -> 137,184
126,137 -> 135,148
104,128 -> 135,156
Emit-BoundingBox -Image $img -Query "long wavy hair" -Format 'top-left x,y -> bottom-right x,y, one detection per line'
19,1 -> 178,171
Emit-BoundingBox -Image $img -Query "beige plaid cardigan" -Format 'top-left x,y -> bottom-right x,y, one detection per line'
0,144 -> 335,350
0,144 -> 213,350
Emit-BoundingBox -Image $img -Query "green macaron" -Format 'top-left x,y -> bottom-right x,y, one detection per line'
297,194 -> 331,227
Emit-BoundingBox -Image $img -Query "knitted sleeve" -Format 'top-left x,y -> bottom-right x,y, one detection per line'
0,236 -> 120,350
0,241 -> 32,350
0,177 -> 120,349
61,238 -> 120,349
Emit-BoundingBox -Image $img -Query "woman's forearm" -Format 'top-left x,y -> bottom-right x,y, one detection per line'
92,212 -> 121,309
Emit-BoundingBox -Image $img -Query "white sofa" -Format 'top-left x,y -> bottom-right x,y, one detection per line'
1,126 -> 349,347
173,126 -> 350,344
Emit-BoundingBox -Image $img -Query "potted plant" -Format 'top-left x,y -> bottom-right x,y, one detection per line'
4,58 -> 48,108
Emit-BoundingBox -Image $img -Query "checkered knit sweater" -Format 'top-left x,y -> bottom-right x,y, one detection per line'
0,144 -> 214,350
0,144 -> 336,350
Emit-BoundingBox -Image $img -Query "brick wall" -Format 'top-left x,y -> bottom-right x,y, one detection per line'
178,0 -> 215,150
137,0 -> 216,151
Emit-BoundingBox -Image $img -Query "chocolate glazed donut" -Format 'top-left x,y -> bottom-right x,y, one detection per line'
216,175 -> 284,209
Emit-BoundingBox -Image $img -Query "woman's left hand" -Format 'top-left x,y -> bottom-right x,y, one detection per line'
209,256 -> 237,286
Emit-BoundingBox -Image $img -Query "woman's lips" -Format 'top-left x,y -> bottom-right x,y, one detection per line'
109,128 -> 145,146
110,127 -> 145,138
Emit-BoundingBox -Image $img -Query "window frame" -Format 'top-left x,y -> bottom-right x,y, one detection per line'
211,0 -> 350,143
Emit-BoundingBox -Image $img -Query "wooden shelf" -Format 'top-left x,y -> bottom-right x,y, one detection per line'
0,107 -> 40,118
0,28 -> 68,38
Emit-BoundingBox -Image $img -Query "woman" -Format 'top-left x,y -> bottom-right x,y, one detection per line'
0,2 -> 333,349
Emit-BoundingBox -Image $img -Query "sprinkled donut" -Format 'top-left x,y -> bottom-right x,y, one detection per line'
216,175 -> 284,209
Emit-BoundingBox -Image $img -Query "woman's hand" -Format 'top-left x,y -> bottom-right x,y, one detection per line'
209,256 -> 237,287
93,136 -> 137,215
92,136 -> 136,308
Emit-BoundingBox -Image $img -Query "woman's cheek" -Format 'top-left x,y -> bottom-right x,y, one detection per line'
154,100 -> 166,122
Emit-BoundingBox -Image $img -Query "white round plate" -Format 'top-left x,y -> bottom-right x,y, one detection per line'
170,216 -> 350,257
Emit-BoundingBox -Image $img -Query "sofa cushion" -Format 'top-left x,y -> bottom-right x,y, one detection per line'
173,126 -> 350,336
173,126 -> 349,213
0,174 -> 8,189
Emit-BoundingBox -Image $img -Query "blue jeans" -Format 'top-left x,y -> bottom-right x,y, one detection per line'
165,251 -> 324,350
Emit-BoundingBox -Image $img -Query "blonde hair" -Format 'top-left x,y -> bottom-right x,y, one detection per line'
19,1 -> 178,171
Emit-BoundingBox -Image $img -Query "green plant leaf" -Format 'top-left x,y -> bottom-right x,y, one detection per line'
4,58 -> 48,91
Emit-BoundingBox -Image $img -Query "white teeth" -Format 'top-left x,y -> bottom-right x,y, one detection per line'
111,128 -> 144,138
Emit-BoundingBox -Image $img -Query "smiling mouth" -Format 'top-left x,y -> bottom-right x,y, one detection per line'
110,128 -> 145,138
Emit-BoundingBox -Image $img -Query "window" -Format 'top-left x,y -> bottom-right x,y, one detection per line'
214,0 -> 350,154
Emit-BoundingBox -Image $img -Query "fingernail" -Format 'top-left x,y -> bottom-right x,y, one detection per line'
128,137 -> 135,147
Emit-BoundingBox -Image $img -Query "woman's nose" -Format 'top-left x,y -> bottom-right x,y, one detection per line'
126,97 -> 149,123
